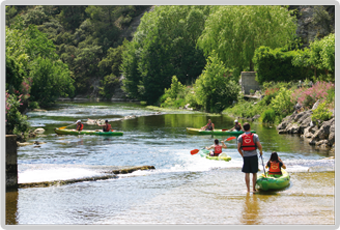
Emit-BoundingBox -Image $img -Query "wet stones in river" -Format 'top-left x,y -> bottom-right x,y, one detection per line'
34,128 -> 45,134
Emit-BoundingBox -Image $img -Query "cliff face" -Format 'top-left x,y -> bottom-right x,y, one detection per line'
289,5 -> 335,47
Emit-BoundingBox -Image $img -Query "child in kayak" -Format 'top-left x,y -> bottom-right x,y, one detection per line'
266,152 -> 286,176
205,139 -> 227,156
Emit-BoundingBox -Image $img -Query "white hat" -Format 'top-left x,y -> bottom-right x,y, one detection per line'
77,120 -> 81,123
234,120 -> 238,123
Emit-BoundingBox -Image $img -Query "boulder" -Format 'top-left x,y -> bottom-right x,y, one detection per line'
34,128 -> 45,134
312,99 -> 320,110
17,142 -> 33,146
310,118 -> 334,143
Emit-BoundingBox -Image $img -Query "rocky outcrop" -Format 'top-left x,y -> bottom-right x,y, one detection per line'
277,109 -> 335,149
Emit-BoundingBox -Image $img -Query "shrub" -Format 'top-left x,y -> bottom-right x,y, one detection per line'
99,74 -> 120,99
271,87 -> 294,118
260,109 -> 276,123
291,81 -> 334,109
253,46 -> 313,84
311,102 -> 332,126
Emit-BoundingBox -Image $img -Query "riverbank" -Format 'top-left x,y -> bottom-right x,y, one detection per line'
277,109 -> 335,152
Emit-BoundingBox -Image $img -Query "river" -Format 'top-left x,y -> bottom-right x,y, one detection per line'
6,102 -> 335,225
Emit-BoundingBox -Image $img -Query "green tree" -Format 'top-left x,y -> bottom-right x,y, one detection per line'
121,5 -> 211,104
197,5 -> 297,76
194,54 -> 240,113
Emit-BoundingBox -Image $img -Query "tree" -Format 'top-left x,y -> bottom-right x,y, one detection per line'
197,5 -> 297,76
194,53 -> 240,113
121,5 -> 211,104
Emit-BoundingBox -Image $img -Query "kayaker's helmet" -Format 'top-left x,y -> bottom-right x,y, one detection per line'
105,120 -> 108,123
234,120 -> 238,123
77,120 -> 81,123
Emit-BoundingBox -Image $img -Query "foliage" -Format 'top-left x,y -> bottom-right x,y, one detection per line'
98,74 -> 120,99
6,92 -> 30,138
194,54 -> 240,113
29,58 -> 75,107
270,87 -> 294,118
159,76 -> 189,108
253,46 -> 313,84
292,33 -> 335,81
291,81 -> 334,109
260,108 -> 276,123
121,5 -> 211,104
197,5 -> 297,77
311,102 -> 332,126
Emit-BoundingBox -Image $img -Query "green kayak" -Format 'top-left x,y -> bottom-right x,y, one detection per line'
55,128 -> 123,136
199,149 -> 231,162
256,169 -> 290,191
186,127 -> 256,136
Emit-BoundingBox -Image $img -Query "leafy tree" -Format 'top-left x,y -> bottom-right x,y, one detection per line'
121,5 -> 211,104
194,54 -> 240,113
29,57 -> 75,107
197,5 -> 297,76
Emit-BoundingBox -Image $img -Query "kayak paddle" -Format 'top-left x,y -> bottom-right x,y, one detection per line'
190,136 -> 236,155
59,122 -> 77,130
260,154 -> 267,177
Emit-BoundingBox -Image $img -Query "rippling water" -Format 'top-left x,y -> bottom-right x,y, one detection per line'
6,102 -> 335,225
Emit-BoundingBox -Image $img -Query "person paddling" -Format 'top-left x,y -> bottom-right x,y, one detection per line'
97,120 -> 112,132
237,122 -> 263,193
266,152 -> 286,176
201,119 -> 215,131
205,139 -> 227,156
230,120 -> 243,131
76,120 -> 84,131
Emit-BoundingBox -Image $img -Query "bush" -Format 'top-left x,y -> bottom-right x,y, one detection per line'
253,46 -> 313,84
271,87 -> 294,119
99,74 -> 120,99
291,81 -> 334,109
311,102 -> 332,126
260,108 -> 276,123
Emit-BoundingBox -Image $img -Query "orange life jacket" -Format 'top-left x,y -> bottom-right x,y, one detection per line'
104,124 -> 112,132
240,133 -> 256,151
77,123 -> 84,131
269,161 -> 282,175
214,145 -> 222,155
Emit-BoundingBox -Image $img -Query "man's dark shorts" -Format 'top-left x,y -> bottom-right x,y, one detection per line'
242,155 -> 258,173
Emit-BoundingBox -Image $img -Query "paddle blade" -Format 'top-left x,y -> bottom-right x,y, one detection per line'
59,126 -> 67,130
190,149 -> 200,155
226,136 -> 236,141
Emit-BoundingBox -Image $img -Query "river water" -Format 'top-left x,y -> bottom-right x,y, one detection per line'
6,102 -> 335,225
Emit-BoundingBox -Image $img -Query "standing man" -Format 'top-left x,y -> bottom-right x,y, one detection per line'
237,122 -> 263,193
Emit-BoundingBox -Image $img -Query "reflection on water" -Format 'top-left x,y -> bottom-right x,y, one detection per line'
6,102 -> 335,225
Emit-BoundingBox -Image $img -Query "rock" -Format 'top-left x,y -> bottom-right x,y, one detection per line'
310,118 -> 334,145
34,128 -> 45,134
286,123 -> 300,134
34,141 -> 46,145
312,99 -> 320,110
17,142 -> 33,146
33,109 -> 47,112
315,140 -> 329,146
293,103 -> 302,111
252,115 -> 261,121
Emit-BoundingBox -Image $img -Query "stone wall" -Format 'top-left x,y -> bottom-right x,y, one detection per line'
6,135 -> 18,189
240,71 -> 261,95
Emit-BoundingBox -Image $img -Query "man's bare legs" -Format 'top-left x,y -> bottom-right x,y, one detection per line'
245,173 -> 257,192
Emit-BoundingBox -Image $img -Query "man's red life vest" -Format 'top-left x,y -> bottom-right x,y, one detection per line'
214,145 -> 222,155
269,161 -> 282,175
77,123 -> 84,131
240,133 -> 256,151
104,124 -> 112,132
